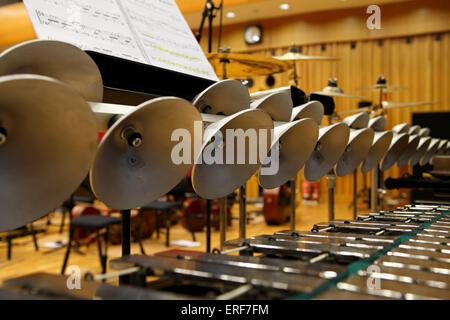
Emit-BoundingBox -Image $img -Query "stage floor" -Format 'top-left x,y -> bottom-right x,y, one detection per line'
0,195 -> 362,285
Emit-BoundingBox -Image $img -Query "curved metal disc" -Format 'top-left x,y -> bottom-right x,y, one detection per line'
361,131 -> 393,174
392,123 -> 410,134
312,86 -> 366,99
380,133 -> 409,171
290,101 -> 324,125
408,125 -> 421,135
397,134 -> 420,168
342,112 -> 370,129
192,109 -> 273,199
420,138 -> 440,166
336,128 -> 374,177
206,53 -> 290,78
437,139 -> 449,154
250,92 -> 292,122
410,137 -> 431,167
90,97 -> 203,209
0,75 -> 97,232
274,52 -> 338,61
304,123 -> 350,181
0,40 -> 103,102
192,79 -> 249,115
418,127 -> 431,137
368,116 -> 386,132
258,119 -> 319,189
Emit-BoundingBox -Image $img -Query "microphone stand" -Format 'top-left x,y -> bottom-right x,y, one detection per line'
196,0 -> 220,54
197,0 -> 221,252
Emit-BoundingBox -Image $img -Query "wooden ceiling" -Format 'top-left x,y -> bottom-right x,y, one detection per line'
177,0 -> 413,29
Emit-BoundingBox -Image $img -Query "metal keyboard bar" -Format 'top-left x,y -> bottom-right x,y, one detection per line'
110,254 -> 326,294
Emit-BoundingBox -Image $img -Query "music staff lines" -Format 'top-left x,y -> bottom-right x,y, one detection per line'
36,10 -> 136,49
125,9 -> 190,38
125,0 -> 176,16
139,32 -> 199,53
42,0 -> 125,26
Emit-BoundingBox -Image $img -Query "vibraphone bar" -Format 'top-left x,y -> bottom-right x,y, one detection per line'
1,203 -> 449,300
222,203 -> 450,299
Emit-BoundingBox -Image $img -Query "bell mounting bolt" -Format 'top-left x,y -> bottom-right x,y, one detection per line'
121,126 -> 143,148
0,127 -> 7,145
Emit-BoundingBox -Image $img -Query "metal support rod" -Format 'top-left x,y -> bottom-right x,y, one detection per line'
290,178 -> 297,230
379,169 -> 385,210
206,199 -> 212,253
326,171 -> 337,221
216,284 -> 253,300
207,1 -> 215,53
371,168 -> 378,211
309,253 -> 329,264
85,267 -> 140,282
239,184 -> 247,239
219,246 -> 249,255
353,169 -> 358,220
292,61 -> 298,87
219,197 -> 227,250
119,209 -> 131,285
121,209 -> 131,256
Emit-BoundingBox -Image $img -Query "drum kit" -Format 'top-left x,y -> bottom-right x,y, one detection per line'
0,39 -> 449,300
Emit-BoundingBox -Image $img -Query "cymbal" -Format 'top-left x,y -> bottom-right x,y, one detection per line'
0,74 -> 97,232
192,109 -> 273,199
357,75 -> 407,93
273,52 -> 338,62
381,101 -> 439,109
90,97 -> 203,209
312,86 -> 366,99
250,91 -> 292,122
192,79 -> 249,115
336,101 -> 438,116
312,79 -> 366,99
206,53 -> 290,78
0,40 -> 103,102
357,85 -> 407,93
336,107 -> 370,116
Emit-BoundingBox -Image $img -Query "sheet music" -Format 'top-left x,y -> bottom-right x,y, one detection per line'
23,0 -> 218,81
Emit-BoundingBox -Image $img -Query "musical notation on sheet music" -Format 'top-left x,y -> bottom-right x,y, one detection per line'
23,0 -> 218,81
121,0 -> 218,80
35,10 -> 134,48
42,0 -> 125,26
24,0 -> 146,63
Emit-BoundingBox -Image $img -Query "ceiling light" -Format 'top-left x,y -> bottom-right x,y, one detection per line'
280,3 -> 290,10
226,12 -> 236,18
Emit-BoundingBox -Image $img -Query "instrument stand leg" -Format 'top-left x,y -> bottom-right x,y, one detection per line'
196,0 -> 219,53
370,168 -> 378,211
120,209 -> 131,285
219,197 -> 227,250
290,178 -> 297,230
326,171 -> 337,221
353,169 -> 358,220
239,184 -> 247,239
206,199 -> 211,253
379,169 -> 385,210
293,61 -> 299,87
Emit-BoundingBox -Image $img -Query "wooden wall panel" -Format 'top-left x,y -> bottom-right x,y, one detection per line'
243,32 -> 450,199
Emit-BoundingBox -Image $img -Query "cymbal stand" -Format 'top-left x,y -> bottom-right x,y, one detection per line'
326,169 -> 337,221
239,184 -> 247,239
290,178 -> 297,230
